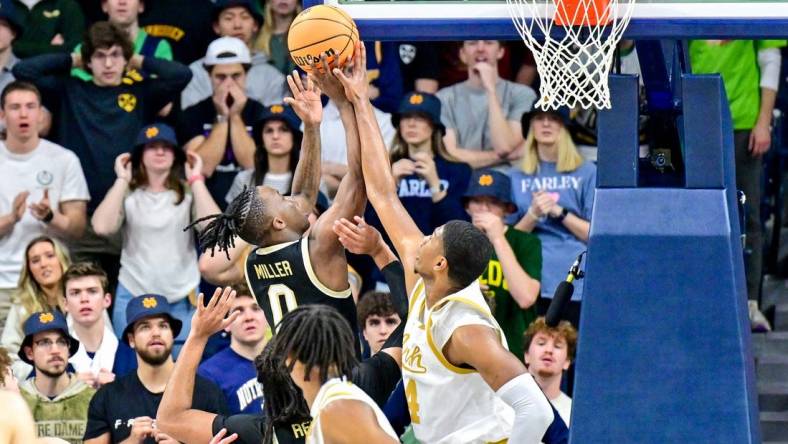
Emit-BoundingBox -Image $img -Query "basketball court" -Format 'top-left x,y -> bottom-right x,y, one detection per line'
298,0 -> 788,442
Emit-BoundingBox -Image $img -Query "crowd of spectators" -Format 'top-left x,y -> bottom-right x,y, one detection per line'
0,0 -> 781,442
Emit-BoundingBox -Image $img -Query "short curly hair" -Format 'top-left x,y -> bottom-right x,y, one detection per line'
523,317 -> 578,361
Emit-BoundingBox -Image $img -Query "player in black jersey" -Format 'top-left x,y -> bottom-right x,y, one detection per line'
189,60 -> 366,337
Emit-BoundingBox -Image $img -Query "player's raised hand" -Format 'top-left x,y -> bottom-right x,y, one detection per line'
284,70 -> 323,126
333,40 -> 368,103
189,287 -> 239,340
310,55 -> 348,105
333,216 -> 383,255
209,428 -> 238,444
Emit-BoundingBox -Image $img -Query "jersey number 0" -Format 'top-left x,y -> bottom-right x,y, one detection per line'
268,284 -> 298,327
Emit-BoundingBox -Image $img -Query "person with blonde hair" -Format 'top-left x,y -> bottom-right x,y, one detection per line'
512,106 -> 595,327
254,0 -> 301,75
1,236 -> 70,380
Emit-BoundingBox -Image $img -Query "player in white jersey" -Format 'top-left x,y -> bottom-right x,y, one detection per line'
335,41 -> 555,443
269,304 -> 398,444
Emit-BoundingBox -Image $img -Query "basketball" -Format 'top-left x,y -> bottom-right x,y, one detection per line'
288,5 -> 359,73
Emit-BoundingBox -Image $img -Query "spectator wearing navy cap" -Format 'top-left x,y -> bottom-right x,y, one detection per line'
366,92 -> 471,240
464,168 -> 541,360
18,310 -> 96,444
512,105 -> 595,328
225,102 -> 302,203
91,123 -> 221,348
178,36 -> 268,209
181,0 -> 286,110
83,294 -> 227,444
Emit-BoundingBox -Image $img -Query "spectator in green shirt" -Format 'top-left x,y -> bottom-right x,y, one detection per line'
12,0 -> 85,58
464,169 -> 541,360
690,39 -> 786,332
72,0 -> 173,82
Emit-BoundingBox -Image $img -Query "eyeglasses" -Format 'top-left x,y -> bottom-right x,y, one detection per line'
91,51 -> 125,63
34,338 -> 70,349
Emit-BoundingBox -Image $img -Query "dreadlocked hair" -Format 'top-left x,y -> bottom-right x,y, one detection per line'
184,186 -> 257,260
255,340 -> 310,444
273,305 -> 358,386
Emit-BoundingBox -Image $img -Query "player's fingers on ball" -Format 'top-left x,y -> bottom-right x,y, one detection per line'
294,70 -> 307,92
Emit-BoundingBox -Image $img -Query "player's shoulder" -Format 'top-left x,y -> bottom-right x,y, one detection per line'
319,397 -> 376,434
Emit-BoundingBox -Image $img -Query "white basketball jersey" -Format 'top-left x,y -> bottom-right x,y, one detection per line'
402,279 -> 515,444
307,377 -> 398,444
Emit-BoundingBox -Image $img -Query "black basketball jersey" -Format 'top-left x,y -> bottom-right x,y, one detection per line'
245,237 -> 358,335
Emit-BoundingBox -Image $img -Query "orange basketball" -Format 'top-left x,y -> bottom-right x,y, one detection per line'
288,5 -> 359,73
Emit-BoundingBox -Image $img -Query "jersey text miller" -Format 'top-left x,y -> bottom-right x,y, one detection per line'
254,260 -> 294,280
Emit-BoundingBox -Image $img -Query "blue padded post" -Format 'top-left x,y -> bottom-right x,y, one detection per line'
683,75 -> 725,189
597,75 -> 640,188
571,74 -> 761,443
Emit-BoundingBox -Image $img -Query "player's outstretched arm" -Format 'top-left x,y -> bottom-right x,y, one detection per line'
335,41 -> 424,291
156,288 -> 239,443
306,56 -> 369,289
445,325 -> 554,442
284,71 -> 323,213
198,237 -> 249,285
320,400 -> 398,444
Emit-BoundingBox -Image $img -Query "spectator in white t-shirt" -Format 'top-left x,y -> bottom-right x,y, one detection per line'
320,99 -> 395,199
91,123 -> 221,356
0,81 -> 89,325
523,317 -> 577,426
437,40 -> 536,169
225,103 -> 302,203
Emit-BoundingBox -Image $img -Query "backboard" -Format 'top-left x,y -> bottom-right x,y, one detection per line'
303,0 -> 788,39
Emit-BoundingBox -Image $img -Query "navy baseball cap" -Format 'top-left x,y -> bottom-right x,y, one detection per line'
19,311 -> 80,364
132,123 -> 184,167
463,169 -> 517,213
121,294 -> 183,345
254,103 -> 303,137
134,123 -> 178,149
392,92 -> 445,135
212,0 -> 263,26
521,104 -> 571,138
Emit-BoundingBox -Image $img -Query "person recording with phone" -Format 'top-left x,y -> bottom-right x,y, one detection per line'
91,123 -> 221,356
177,37 -> 267,209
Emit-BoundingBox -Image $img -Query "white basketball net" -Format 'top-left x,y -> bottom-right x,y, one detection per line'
506,0 -> 635,109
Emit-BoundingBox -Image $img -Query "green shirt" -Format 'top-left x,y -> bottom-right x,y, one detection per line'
71,29 -> 173,81
479,226 -> 542,361
690,39 -> 786,129
269,33 -> 298,76
20,376 -> 95,444
12,0 -> 85,58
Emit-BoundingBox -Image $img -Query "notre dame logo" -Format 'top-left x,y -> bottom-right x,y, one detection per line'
117,93 -> 137,112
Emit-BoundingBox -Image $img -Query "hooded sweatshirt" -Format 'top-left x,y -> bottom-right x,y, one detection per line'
20,375 -> 96,444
